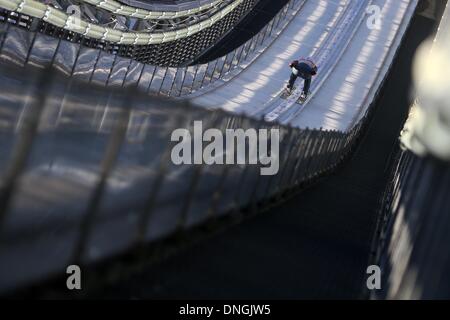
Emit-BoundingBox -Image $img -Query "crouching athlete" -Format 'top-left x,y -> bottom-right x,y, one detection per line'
286,57 -> 318,100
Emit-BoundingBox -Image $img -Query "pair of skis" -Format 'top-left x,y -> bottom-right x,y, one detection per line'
281,86 -> 309,103
263,87 -> 310,122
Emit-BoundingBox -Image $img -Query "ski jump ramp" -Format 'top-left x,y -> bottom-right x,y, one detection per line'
188,0 -> 418,131
0,0 -> 419,292
0,0 -> 418,132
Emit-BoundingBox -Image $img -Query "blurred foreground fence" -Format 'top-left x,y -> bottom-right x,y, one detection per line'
0,61 -> 371,293
371,1 -> 450,300
373,150 -> 450,299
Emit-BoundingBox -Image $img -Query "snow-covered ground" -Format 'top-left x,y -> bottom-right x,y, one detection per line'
189,0 -> 418,131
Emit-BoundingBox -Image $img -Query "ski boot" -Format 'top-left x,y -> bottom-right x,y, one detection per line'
286,85 -> 293,94
299,91 -> 308,103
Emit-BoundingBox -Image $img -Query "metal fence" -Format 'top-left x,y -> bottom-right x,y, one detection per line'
0,0 -> 259,66
371,150 -> 450,299
0,0 -> 422,295
0,58 -> 373,293
368,0 -> 450,300
0,0 -> 301,91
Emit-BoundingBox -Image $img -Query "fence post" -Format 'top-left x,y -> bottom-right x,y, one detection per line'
72,88 -> 136,263
176,111 -> 222,230
0,67 -> 51,228
189,64 -> 200,94
134,111 -> 187,245
288,130 -> 310,186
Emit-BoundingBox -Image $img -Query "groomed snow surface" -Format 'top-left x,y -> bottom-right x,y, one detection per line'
189,0 -> 417,131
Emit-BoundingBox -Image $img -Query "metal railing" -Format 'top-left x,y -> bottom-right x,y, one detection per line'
82,0 -> 226,19
0,0 -> 300,79
370,2 -> 450,299
0,0 -> 424,294
0,58 -> 374,293
372,150 -> 450,299
0,0 -> 233,39
118,0 -> 223,13
0,0 -> 259,66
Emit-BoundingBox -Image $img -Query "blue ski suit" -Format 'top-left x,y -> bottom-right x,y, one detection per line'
287,58 -> 318,94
